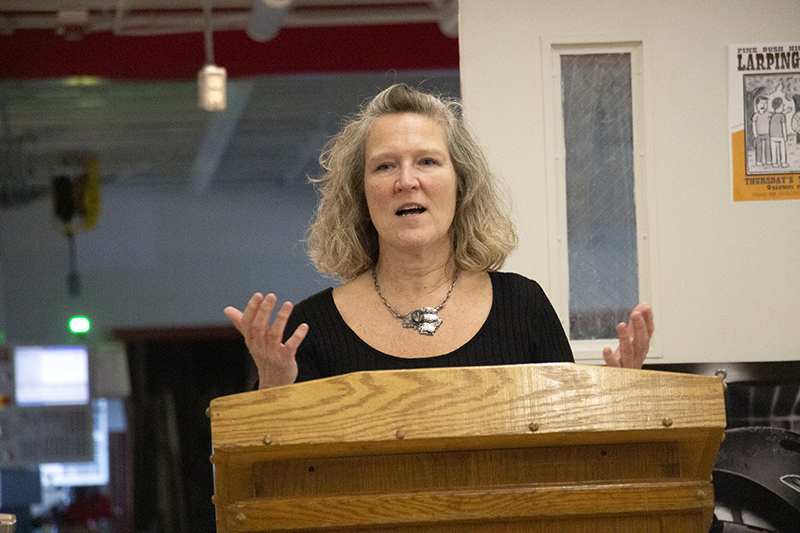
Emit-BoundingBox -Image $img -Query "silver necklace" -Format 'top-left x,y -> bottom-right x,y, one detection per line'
372,266 -> 459,336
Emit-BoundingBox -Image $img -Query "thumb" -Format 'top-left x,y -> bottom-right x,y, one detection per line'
224,307 -> 244,332
602,346 -> 619,367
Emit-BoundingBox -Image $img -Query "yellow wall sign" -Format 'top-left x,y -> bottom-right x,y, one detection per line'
729,44 -> 800,201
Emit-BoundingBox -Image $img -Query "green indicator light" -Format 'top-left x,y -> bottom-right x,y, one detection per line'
69,316 -> 91,334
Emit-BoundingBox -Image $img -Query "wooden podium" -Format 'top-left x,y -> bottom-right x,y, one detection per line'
208,363 -> 726,532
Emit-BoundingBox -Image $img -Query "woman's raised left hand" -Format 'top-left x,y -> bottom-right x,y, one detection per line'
602,302 -> 654,369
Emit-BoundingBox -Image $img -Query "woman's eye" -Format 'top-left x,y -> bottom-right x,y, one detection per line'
420,157 -> 437,166
375,163 -> 391,171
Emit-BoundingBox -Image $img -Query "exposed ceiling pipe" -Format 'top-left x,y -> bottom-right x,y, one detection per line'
435,0 -> 458,38
247,0 -> 293,42
203,0 -> 216,65
5,6 -> 443,36
113,0 -> 127,35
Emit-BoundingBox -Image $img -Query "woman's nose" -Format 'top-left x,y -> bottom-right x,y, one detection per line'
395,163 -> 420,190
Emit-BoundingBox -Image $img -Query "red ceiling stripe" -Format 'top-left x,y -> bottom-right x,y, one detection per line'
0,23 -> 458,80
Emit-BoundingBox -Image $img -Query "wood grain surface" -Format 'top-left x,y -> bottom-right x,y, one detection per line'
209,363 -> 726,532
210,363 -> 725,451
227,481 -> 713,531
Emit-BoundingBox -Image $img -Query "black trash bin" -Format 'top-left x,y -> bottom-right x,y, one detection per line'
712,427 -> 800,532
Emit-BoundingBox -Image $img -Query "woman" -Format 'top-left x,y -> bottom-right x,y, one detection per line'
225,83 -> 654,389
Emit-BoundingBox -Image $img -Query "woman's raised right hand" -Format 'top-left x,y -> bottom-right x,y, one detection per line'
224,293 -> 309,389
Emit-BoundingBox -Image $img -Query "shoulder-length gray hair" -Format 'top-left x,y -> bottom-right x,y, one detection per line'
307,83 -> 517,281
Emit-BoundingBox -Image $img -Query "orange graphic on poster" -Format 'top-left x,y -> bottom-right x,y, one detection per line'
732,129 -> 800,201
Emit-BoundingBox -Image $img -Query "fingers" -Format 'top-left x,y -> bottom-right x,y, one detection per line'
284,323 -> 309,352
629,303 -> 654,366
224,293 -> 283,350
267,300 -> 294,347
603,303 -> 654,370
223,306 -> 244,331
631,302 -> 654,336
239,293 -> 265,342
225,293 -> 307,388
629,311 -> 649,361
252,294 -> 278,346
616,321 -> 634,366
642,303 -> 655,337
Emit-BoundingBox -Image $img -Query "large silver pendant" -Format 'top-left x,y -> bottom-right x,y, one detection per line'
401,307 -> 442,336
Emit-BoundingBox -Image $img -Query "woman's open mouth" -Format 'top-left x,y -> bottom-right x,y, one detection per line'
396,205 -> 426,216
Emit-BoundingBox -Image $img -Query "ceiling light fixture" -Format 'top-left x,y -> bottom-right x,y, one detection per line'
198,0 -> 227,111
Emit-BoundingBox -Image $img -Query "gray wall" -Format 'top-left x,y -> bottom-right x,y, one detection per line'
0,70 -> 461,346
0,181 -> 327,344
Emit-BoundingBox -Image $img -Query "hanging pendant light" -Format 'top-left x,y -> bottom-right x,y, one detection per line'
198,0 -> 227,111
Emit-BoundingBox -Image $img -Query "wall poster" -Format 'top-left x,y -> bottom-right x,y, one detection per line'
729,43 -> 800,201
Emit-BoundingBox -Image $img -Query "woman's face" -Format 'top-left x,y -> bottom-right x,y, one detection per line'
363,112 -> 457,256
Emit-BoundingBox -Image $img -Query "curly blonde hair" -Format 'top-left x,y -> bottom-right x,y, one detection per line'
307,83 -> 517,281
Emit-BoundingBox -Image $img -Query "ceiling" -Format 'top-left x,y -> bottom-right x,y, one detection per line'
0,1 -> 458,37
0,1 -> 460,206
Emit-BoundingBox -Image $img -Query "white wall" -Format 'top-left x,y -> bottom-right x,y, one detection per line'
459,0 -> 800,363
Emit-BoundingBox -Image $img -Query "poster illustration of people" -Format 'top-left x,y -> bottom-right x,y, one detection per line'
729,43 -> 800,201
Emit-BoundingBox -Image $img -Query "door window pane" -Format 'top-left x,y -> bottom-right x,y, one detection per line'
561,53 -> 638,340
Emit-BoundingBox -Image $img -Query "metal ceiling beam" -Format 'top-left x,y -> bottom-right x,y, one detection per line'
0,2 -> 444,35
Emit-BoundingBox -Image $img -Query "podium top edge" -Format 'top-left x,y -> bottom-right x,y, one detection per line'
213,362 -> 721,405
209,363 -> 726,451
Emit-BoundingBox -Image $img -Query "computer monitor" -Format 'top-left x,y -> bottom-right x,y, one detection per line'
39,398 -> 110,487
1,345 -> 95,467
13,345 -> 90,407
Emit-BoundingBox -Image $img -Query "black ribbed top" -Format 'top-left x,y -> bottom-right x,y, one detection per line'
284,271 -> 574,383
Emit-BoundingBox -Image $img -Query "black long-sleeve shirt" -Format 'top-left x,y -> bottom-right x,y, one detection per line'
283,271 -> 574,383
